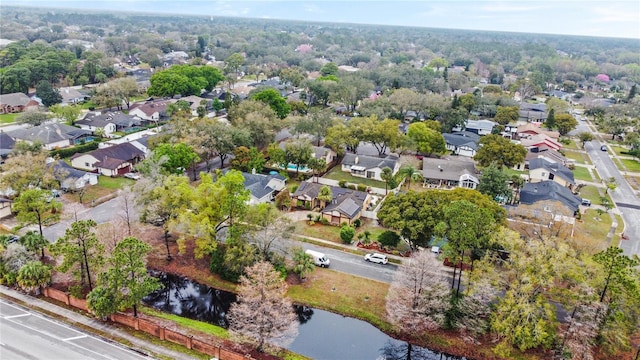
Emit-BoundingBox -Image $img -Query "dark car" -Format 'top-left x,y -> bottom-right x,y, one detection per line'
601,145 -> 607,151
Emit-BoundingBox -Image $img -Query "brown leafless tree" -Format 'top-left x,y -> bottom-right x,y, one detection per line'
228,262 -> 298,352
386,249 -> 450,333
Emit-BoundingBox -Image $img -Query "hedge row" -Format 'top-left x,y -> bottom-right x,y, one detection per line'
50,141 -> 100,158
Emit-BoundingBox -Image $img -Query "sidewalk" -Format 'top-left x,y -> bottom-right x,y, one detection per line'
0,286 -> 197,360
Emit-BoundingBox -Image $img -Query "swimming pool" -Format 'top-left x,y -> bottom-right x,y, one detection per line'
286,163 -> 312,173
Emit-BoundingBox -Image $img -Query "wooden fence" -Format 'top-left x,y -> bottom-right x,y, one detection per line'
42,287 -> 251,360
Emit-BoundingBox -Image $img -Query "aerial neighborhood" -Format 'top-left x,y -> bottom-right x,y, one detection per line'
0,4 -> 638,360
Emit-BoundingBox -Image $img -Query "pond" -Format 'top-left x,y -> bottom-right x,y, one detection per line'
143,272 -> 467,360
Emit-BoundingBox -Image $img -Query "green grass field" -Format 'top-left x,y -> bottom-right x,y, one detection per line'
561,139 -> 580,150
578,185 -> 602,203
323,166 -> 386,189
620,158 -> 640,172
572,166 -> 593,182
0,113 -> 18,124
564,150 -> 587,164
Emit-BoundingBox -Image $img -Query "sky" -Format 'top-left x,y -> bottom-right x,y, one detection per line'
4,0 -> 640,39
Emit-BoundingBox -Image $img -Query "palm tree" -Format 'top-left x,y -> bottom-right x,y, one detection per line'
308,157 -> 326,183
398,165 -> 418,189
317,185 -> 333,209
19,230 -> 49,259
380,167 -> 394,195
17,261 -> 51,295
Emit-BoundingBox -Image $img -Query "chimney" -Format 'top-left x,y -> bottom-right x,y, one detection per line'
354,156 -> 359,165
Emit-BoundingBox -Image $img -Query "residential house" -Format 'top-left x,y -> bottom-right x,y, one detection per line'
58,87 -> 86,105
517,123 -> 560,141
70,142 -> 145,176
0,92 -> 40,114
312,145 -> 338,166
454,119 -> 497,135
178,95 -> 211,116
50,160 -> 98,191
519,102 -> 547,124
518,133 -> 562,151
76,111 -> 146,137
341,153 -> 400,181
528,158 -> 575,190
0,198 -> 12,219
442,131 -> 480,157
0,131 -> 16,160
129,99 -> 175,121
422,157 -> 479,189
519,180 -> 581,216
162,51 -> 189,66
292,182 -> 371,225
238,171 -> 287,205
6,123 -> 93,150
516,147 -> 570,171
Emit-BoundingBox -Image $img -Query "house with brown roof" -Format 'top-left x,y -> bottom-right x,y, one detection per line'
517,123 -> 560,140
70,142 -> 145,176
422,157 -> 479,189
518,134 -> 562,151
291,182 -> 371,225
0,93 -> 40,114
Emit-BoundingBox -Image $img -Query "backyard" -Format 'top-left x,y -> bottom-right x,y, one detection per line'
323,166 -> 387,189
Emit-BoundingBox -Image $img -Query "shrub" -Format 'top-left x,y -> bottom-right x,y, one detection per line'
340,225 -> 356,244
290,185 -> 299,193
349,184 -> 357,190
50,141 -> 100,158
320,217 -> 329,225
353,218 -> 362,228
357,184 -> 367,192
305,202 -> 312,210
378,230 -> 401,248
338,180 -> 347,188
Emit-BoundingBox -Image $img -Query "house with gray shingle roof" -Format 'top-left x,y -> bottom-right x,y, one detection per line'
453,119 -> 497,135
238,171 -> 286,205
292,182 -> 371,225
528,158 -> 575,190
519,180 -> 581,216
422,157 -> 479,189
443,131 -> 480,157
341,153 -> 400,181
70,142 -> 145,176
58,87 -> 86,105
7,123 -> 92,150
0,92 -> 40,114
0,131 -> 16,159
76,111 -> 146,137
50,160 -> 98,191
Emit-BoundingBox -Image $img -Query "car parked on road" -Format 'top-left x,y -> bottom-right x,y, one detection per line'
364,253 -> 388,265
601,145 -> 607,151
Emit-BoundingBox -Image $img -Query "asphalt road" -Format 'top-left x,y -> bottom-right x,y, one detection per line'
586,139 -> 640,256
0,299 -> 150,360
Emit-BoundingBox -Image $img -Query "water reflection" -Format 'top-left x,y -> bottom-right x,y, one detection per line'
143,272 -> 236,328
144,272 -> 467,360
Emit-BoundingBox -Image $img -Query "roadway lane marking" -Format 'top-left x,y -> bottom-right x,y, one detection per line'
3,313 -> 30,319
63,335 -> 88,341
617,202 -> 640,210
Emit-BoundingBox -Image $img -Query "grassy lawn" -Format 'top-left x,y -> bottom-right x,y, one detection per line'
576,209 -> 613,244
564,150 -> 586,164
141,307 -> 229,339
619,158 -> 640,172
611,214 -> 624,247
287,268 -> 391,332
578,185 -> 602,203
323,166 -> 386,189
610,145 -> 628,157
561,139 -> 580,150
0,113 -> 19,124
502,168 -> 528,177
293,218 -> 387,244
64,175 -> 134,204
572,166 -> 593,182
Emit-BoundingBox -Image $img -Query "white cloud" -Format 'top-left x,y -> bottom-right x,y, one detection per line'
589,6 -> 640,23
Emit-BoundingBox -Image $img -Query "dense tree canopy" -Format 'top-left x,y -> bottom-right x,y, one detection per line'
474,134 -> 527,168
147,64 -> 223,97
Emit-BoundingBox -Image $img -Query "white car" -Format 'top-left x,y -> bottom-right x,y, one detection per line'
124,172 -> 141,180
364,253 -> 388,265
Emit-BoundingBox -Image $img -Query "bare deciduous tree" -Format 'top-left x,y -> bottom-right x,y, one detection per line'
457,278 -> 498,343
386,249 -> 450,333
228,262 -> 298,352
